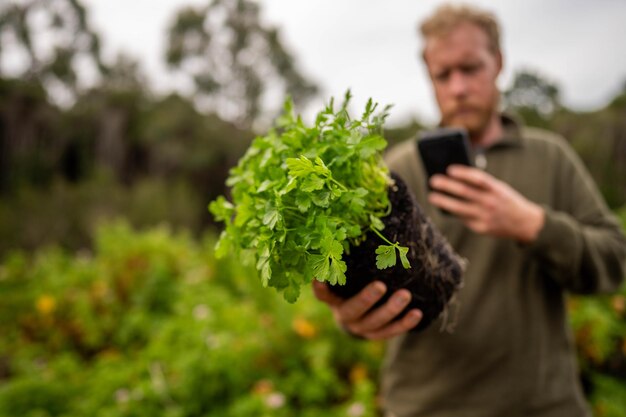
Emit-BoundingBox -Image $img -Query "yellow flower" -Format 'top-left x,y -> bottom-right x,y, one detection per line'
36,295 -> 56,315
611,295 -> 625,315
349,363 -> 368,383
91,280 -> 109,300
252,379 -> 274,395
292,317 -> 317,339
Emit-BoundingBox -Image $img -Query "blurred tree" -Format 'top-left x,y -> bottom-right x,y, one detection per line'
139,92 -> 254,228
66,53 -> 151,183
0,77 -> 62,193
0,0 -> 107,192
165,0 -> 318,128
0,0 -> 107,104
551,81 -> 626,208
384,118 -> 424,148
503,69 -> 561,129
608,78 -> 626,110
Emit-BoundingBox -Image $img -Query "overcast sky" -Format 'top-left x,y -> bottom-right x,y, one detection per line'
81,0 -> 626,126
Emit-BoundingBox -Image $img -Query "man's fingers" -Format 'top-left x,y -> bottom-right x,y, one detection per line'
430,174 -> 483,203
312,280 -> 343,307
428,191 -> 481,219
356,289 -> 412,332
363,309 -> 423,340
314,281 -> 422,340
337,281 -> 387,322
447,165 -> 494,190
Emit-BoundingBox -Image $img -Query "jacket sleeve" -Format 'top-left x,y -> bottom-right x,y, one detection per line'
526,138 -> 626,294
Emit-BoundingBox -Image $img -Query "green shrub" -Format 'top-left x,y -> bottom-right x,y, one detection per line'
566,206 -> 626,417
1,213 -> 625,416
0,221 -> 382,417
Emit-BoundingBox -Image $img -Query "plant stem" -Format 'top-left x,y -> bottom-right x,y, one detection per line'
369,225 -> 396,247
329,177 -> 348,191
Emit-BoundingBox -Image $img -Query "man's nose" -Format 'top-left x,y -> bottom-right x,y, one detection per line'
448,70 -> 469,96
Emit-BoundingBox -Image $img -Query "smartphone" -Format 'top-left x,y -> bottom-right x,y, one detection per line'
416,127 -> 473,214
417,127 -> 473,177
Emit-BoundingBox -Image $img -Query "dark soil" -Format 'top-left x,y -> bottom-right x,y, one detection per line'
329,173 -> 464,332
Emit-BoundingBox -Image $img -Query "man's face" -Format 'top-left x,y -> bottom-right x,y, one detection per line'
423,22 -> 502,137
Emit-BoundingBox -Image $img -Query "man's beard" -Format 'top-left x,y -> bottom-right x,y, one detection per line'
446,108 -> 492,139
441,94 -> 499,140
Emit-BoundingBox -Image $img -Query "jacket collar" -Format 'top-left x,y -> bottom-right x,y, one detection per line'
495,113 -> 523,148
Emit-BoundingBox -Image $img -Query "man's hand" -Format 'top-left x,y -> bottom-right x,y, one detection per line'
312,280 -> 422,340
428,165 -> 545,243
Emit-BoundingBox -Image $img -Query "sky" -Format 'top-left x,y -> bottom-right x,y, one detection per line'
78,0 -> 626,126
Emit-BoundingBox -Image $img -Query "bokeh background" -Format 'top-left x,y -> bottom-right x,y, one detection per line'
1,1 -> 625,416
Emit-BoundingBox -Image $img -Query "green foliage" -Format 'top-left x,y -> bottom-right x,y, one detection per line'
375,244 -> 410,270
503,69 -> 561,121
211,93 -> 410,302
1,214 -> 625,416
0,222 -> 383,417
503,70 -> 626,208
0,175 -> 202,254
566,206 -> 626,417
568,287 -> 626,417
0,76 -> 254,256
588,373 -> 626,417
0,378 -> 73,417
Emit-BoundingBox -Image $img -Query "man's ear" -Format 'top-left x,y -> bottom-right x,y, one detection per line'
494,50 -> 503,75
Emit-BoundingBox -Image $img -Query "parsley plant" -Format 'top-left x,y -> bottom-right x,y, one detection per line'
210,91 -> 410,302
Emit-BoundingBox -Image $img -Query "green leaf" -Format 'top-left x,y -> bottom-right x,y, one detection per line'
398,245 -> 411,269
313,157 -> 331,176
311,190 -> 331,207
370,214 -> 385,231
349,195 -> 366,213
295,193 -> 312,212
328,240 -> 343,260
257,256 -> 271,286
214,230 -> 231,259
234,195 -> 255,227
320,234 -> 343,259
209,196 -> 234,224
346,224 -> 362,237
309,254 -> 330,281
259,148 -> 275,167
362,97 -> 375,119
263,208 -> 281,229
279,176 -> 297,195
329,258 -> 347,285
358,135 -> 387,158
286,155 -> 315,177
271,266 -> 289,289
257,179 -> 273,193
347,130 -> 361,145
354,188 -> 369,197
301,175 -> 325,192
375,245 -> 396,269
283,283 -> 300,303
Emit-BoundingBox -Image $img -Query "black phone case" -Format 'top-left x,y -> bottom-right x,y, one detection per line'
416,128 -> 473,215
416,128 -> 473,179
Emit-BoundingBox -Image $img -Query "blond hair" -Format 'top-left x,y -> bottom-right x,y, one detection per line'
420,3 -> 501,55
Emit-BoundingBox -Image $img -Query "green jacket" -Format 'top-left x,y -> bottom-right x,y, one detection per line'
381,116 -> 626,417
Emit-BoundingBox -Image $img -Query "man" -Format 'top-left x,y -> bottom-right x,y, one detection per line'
313,3 -> 626,417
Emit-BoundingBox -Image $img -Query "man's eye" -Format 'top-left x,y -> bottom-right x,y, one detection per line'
461,63 -> 482,74
434,71 -> 450,82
